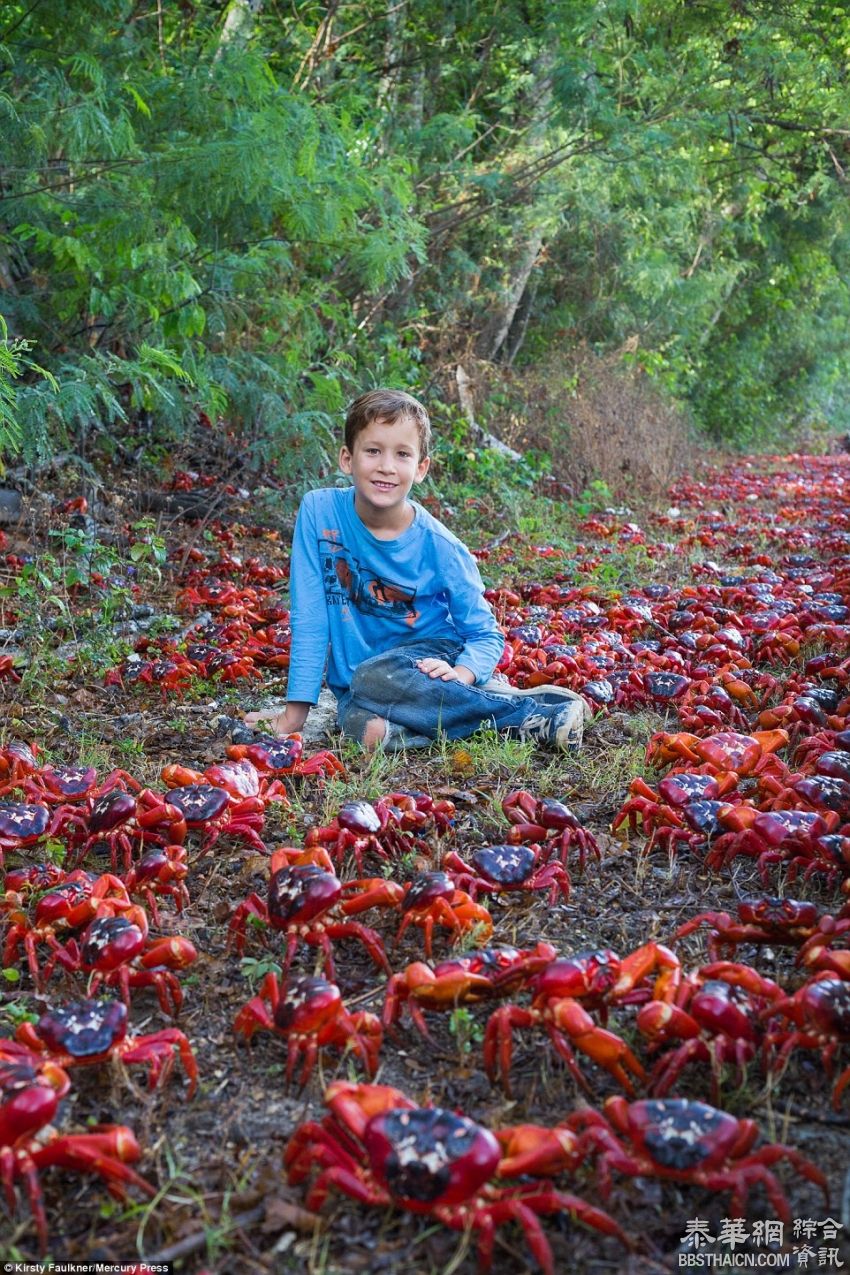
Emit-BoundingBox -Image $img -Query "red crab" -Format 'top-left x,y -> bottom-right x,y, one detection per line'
0,741 -> 40,793
646,729 -> 790,783
2,871 -> 135,986
226,734 -> 346,779
303,797 -> 432,873
501,790 -> 601,869
484,942 -> 681,1097
162,758 -> 289,808
675,896 -> 850,960
441,843 -> 571,904
121,842 -> 190,923
611,772 -> 728,843
155,782 -> 267,856
0,1056 -> 152,1254
383,944 -> 559,1038
20,764 -> 141,806
56,911 -> 198,1016
69,787 -> 188,871
636,961 -> 782,1100
761,974 -> 850,1109
227,858 -> 391,978
385,871 -> 494,956
569,1097 -> 828,1223
234,972 -> 382,1085
284,1081 -> 626,1275
705,808 -> 841,882
7,996 -> 197,1095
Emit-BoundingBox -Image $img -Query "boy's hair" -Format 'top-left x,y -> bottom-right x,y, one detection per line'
344,388 -> 431,459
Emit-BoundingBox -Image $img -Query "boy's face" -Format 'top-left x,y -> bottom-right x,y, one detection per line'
339,415 -> 430,519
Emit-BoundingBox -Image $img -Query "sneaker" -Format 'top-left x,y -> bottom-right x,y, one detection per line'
518,699 -> 586,751
481,678 -> 592,722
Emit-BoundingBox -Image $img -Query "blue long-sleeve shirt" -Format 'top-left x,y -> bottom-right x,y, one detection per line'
286,487 -> 504,703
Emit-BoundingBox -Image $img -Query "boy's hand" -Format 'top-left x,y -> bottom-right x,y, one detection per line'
243,701 -> 311,736
416,659 -> 476,684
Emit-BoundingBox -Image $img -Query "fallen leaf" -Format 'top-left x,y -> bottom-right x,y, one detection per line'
261,1194 -> 322,1235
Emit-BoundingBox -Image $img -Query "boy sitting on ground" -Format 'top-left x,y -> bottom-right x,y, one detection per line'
244,388 -> 589,752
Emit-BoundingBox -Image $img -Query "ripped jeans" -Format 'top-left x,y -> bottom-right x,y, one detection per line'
335,637 -> 542,749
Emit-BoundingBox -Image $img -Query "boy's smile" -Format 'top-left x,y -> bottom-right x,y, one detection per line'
339,415 -> 430,534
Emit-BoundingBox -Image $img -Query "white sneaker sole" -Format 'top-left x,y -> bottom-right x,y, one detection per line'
481,679 -> 592,722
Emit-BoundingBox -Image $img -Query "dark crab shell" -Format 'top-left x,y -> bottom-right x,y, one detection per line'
0,802 -> 50,840
39,765 -> 98,797
645,672 -> 690,700
80,915 -> 146,971
35,998 -> 129,1057
273,976 -> 342,1033
794,775 -> 850,820
337,800 -> 383,836
364,1106 -> 500,1209
267,865 -> 342,928
814,752 -> 850,781
471,844 -> 537,885
628,1099 -> 742,1171
88,789 -> 137,833
401,872 -> 454,913
165,784 -> 229,823
245,736 -> 303,771
657,773 -> 720,804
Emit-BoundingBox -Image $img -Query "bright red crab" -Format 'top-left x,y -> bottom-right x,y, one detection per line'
6,996 -> 197,1095
675,895 -> 850,960
2,871 -> 135,987
0,740 -> 40,794
226,733 -> 346,779
56,910 -> 198,1016
705,808 -> 841,882
284,1081 -> 626,1275
383,943 -> 558,1038
0,1056 -> 153,1254
484,941 -> 681,1097
303,796 -> 432,873
385,870 -> 494,956
569,1096 -> 827,1223
761,974 -> 850,1108
227,858 -> 391,978
234,971 -> 382,1085
501,790 -> 600,869
636,961 -> 782,1100
155,782 -> 266,856
441,843 -> 571,904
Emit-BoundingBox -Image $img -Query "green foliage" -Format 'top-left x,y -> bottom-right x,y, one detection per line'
2,0 -> 850,463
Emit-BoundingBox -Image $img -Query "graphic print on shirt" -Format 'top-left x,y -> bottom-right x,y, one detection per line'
319,537 -> 420,623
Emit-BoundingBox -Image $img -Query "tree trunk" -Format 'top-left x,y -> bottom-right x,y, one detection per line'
477,229 -> 545,362
214,0 -> 263,61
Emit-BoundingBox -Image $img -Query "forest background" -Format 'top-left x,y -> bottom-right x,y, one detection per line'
2,0 -> 850,509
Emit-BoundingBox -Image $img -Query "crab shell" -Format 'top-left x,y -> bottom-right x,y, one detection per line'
268,865 -> 342,927
0,1060 -> 68,1144
33,998 -> 129,1057
165,784 -> 230,824
273,976 -> 344,1033
617,1099 -> 750,1171
363,1107 -> 501,1210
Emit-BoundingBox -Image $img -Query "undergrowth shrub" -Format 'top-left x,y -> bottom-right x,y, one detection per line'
449,348 -> 693,501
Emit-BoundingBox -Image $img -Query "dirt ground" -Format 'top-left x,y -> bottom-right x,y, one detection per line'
1,460 -> 849,1275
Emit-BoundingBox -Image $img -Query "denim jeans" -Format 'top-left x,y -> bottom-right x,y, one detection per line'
335,637 -> 551,749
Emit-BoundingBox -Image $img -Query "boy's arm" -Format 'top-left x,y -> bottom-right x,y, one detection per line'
439,539 -> 505,683
286,493 -> 330,705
